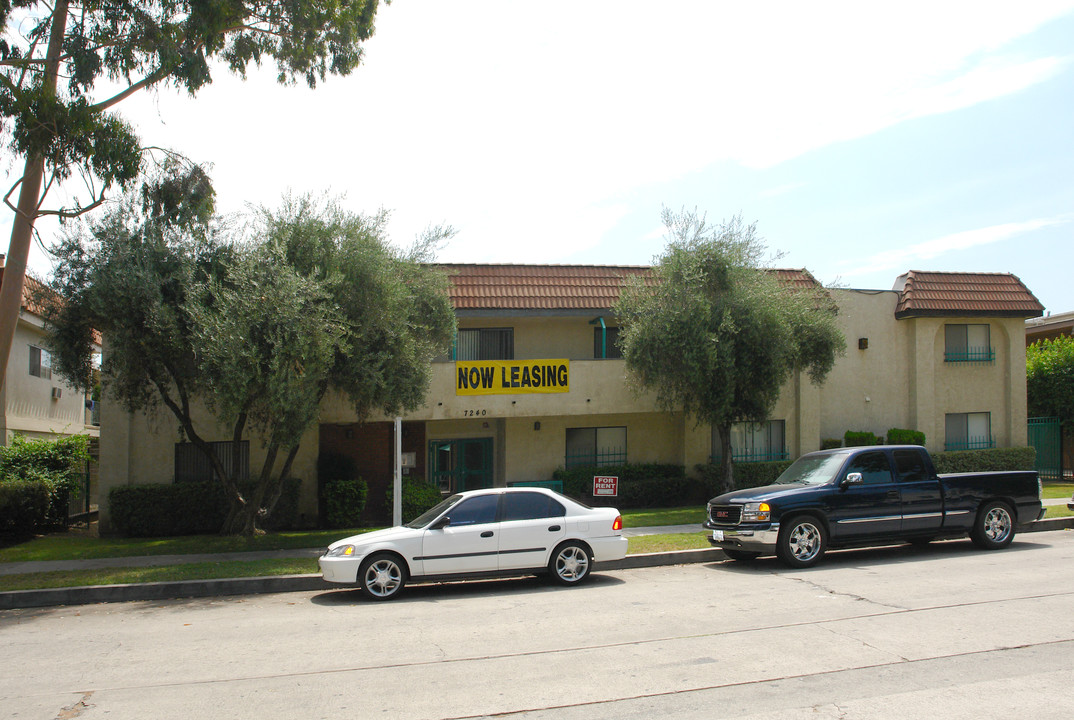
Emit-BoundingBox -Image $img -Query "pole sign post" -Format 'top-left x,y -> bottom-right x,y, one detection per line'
593,475 -> 619,497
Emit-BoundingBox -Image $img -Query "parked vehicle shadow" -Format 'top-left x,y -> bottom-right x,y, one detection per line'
311,571 -> 625,605
704,536 -> 1049,572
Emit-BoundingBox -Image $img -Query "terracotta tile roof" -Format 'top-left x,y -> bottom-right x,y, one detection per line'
439,264 -> 824,311
440,264 -> 656,311
0,267 -> 50,316
894,271 -> 1044,319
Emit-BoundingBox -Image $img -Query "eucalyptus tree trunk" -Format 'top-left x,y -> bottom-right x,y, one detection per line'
0,2 -> 69,391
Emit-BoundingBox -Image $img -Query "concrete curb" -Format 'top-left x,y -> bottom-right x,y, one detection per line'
3,520 -> 1071,610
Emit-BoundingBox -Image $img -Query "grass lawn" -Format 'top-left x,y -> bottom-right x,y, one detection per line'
1041,482 -> 1074,500
0,531 -> 711,591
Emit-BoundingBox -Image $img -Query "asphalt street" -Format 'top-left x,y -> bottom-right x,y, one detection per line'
2,530 -> 1073,720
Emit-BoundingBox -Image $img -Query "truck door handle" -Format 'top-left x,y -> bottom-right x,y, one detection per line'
481,531 -> 494,538
548,525 -> 561,532
887,491 -> 900,501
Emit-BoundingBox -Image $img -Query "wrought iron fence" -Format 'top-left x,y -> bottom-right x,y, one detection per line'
943,436 -> 996,452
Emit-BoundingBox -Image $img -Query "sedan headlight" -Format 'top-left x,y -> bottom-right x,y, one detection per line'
741,502 -> 771,522
324,545 -> 357,558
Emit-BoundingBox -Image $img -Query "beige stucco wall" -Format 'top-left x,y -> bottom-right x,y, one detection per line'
97,290 -> 1035,529
1,312 -> 98,443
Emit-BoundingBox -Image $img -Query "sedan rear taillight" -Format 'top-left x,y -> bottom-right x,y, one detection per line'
612,515 -> 623,531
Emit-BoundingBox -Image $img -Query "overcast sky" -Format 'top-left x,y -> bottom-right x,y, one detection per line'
6,0 -> 1074,313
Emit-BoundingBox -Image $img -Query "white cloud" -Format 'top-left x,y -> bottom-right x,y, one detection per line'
841,216 -> 1073,276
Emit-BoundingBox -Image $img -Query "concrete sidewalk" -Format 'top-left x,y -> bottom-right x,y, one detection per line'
2,517 -> 1071,610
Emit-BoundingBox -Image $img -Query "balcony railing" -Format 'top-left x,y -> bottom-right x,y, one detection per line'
564,448 -> 627,469
711,448 -> 790,464
944,346 -> 995,364
944,436 -> 996,452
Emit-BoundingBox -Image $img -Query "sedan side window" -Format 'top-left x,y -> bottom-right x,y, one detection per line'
844,451 -> 895,485
503,492 -> 565,522
447,495 -> 499,526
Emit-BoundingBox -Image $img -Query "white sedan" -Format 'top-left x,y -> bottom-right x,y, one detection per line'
319,487 -> 629,600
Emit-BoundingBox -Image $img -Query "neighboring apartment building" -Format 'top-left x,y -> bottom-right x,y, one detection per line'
1025,310 -> 1074,345
97,265 -> 1043,530
0,259 -> 100,445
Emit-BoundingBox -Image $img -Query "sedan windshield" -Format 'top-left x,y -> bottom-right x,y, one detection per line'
774,453 -> 850,485
405,494 -> 462,529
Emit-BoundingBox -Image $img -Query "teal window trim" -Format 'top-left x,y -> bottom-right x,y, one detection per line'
589,316 -> 607,359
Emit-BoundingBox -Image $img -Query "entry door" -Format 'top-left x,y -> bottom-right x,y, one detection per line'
429,438 -> 494,493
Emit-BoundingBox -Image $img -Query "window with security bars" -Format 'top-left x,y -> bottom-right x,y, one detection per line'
944,324 -> 994,364
174,441 -> 249,483
944,412 -> 993,451
712,420 -> 788,463
455,328 -> 513,360
565,426 -> 626,468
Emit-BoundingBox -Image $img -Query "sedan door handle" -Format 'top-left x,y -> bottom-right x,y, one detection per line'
480,531 -> 494,538
548,525 -> 561,532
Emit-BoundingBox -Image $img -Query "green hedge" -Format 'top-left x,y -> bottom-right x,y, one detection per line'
318,453 -> 368,528
0,434 -> 90,537
887,428 -> 926,445
932,446 -> 1036,473
551,464 -> 705,508
385,478 -> 444,522
696,460 -> 794,497
0,480 -> 52,537
820,438 -> 843,450
109,478 -> 302,537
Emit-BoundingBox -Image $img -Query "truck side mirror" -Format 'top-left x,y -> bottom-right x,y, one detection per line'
841,472 -> 864,488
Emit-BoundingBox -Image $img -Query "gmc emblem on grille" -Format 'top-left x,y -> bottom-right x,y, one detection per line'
716,511 -> 729,518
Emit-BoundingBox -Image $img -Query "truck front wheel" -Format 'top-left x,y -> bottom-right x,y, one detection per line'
777,516 -> 827,568
971,501 -> 1015,550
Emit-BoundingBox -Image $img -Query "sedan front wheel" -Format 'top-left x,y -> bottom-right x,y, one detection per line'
358,552 -> 407,601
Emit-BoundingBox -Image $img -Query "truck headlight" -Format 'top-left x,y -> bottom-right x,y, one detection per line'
741,502 -> 771,522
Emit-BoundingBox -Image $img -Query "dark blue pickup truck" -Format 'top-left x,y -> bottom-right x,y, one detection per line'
704,445 -> 1045,568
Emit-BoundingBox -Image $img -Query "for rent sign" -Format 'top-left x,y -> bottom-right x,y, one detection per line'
456,360 -> 570,396
593,475 -> 619,497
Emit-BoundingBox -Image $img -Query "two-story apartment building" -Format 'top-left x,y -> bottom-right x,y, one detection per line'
97,265 -> 1043,530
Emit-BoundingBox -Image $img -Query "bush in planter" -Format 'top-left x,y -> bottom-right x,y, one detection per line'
820,438 -> 842,450
323,476 -> 368,529
887,428 -> 925,446
844,430 -> 881,447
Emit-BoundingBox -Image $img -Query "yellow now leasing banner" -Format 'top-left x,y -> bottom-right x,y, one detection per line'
456,360 -> 570,396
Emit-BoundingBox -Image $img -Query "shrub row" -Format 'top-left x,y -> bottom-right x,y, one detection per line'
932,446 -> 1036,473
109,479 -> 302,537
696,460 -> 794,496
839,428 -> 928,448
385,478 -> 443,522
552,464 -> 706,508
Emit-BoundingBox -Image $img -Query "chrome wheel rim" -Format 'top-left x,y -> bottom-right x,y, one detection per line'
555,546 -> 589,582
364,558 -> 402,597
788,522 -> 822,562
983,507 -> 1012,543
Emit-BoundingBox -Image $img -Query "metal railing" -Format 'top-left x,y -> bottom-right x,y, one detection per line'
710,448 -> 790,464
944,346 -> 995,364
943,436 -> 996,451
564,448 -> 627,468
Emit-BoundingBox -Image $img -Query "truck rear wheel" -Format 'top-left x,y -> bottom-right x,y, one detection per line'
970,501 -> 1015,550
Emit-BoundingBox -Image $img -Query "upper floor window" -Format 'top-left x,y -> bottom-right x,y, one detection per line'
944,412 -> 993,451
944,324 -> 994,364
456,328 -> 513,360
565,426 -> 626,468
712,420 -> 788,463
29,345 -> 52,379
593,326 -> 623,359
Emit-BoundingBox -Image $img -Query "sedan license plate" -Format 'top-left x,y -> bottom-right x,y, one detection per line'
712,530 -> 724,542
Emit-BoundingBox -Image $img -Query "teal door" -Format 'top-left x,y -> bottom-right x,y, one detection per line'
429,438 -> 494,493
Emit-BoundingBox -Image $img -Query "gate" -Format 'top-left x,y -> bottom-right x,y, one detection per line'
1028,417 -> 1062,480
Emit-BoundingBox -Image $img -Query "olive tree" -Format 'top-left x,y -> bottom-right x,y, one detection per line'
44,169 -> 455,535
614,208 -> 845,492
